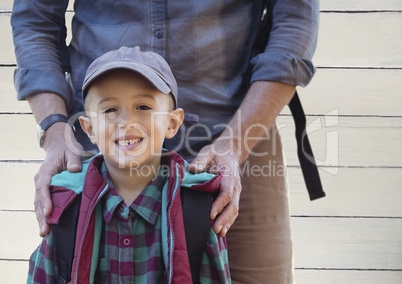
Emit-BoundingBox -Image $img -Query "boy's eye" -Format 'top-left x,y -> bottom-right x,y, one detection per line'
137,105 -> 151,110
104,107 -> 118,113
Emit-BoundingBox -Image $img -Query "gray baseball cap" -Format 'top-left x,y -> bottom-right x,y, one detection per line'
82,46 -> 178,107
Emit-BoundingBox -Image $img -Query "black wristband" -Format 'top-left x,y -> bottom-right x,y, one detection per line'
39,114 -> 69,131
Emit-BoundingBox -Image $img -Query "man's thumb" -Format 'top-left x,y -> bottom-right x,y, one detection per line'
66,152 -> 82,172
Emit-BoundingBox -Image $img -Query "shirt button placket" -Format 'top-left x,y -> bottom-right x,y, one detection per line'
150,0 -> 167,57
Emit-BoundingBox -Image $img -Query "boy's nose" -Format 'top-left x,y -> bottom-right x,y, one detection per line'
118,120 -> 148,139
118,112 -> 145,133
119,118 -> 137,130
118,111 -> 137,127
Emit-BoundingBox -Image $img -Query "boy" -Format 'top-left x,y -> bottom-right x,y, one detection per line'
27,46 -> 230,283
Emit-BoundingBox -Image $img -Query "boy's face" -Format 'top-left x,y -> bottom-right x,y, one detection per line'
79,69 -> 183,171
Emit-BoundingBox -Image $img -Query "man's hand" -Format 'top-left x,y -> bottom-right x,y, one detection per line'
188,141 -> 241,238
35,122 -> 83,237
26,92 -> 85,236
188,81 -> 296,238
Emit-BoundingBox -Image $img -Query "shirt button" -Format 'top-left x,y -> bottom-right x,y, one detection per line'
123,238 -> 131,246
155,30 -> 163,38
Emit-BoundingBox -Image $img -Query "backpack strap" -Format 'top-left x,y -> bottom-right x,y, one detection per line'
181,189 -> 212,284
52,194 -> 81,284
289,92 -> 326,200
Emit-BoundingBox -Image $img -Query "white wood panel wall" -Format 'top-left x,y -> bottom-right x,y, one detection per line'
0,0 -> 401,283
290,1 -> 402,283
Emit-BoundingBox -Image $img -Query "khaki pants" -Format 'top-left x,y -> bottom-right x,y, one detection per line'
227,127 -> 293,284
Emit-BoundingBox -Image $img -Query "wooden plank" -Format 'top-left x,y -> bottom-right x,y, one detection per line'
314,12 -> 402,68
3,226 -> 402,284
2,211 -> 401,270
2,11 -> 402,68
1,265 -> 400,283
1,114 -> 401,167
2,162 -> 401,218
0,114 -> 44,161
2,67 -> 401,118
0,163 -> 38,211
289,167 -> 402,218
3,68 -> 402,116
295,270 -> 402,284
285,69 -> 402,117
0,67 -> 31,113
321,0 -> 402,11
277,116 -> 402,168
0,212 -> 41,260
0,2 -> 9,10
0,13 -> 14,64
0,260 -> 29,284
292,217 -> 402,270
0,240 -> 401,284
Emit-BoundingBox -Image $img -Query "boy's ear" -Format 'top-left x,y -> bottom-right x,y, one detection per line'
165,108 -> 184,139
79,116 -> 97,145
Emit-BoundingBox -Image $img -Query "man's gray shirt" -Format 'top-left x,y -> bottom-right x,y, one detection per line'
11,0 -> 319,157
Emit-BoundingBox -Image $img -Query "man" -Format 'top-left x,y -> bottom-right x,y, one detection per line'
11,1 -> 319,282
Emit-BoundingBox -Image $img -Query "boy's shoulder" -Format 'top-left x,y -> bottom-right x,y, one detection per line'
181,161 -> 222,192
47,155 -> 103,225
50,154 -> 100,194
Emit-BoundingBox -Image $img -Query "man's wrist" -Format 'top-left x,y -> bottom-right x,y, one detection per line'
220,81 -> 296,164
41,121 -> 76,151
37,114 -> 68,147
27,92 -> 68,123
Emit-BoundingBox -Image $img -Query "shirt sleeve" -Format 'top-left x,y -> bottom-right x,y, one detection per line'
27,232 -> 58,283
250,0 -> 319,87
199,229 -> 231,283
10,0 -> 73,110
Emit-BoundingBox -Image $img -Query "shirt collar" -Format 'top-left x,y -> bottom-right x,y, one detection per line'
100,163 -> 166,225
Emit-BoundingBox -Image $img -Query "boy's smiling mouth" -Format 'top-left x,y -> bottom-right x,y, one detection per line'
115,135 -> 144,151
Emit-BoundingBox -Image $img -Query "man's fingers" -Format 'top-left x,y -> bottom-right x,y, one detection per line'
34,162 -> 58,236
213,202 -> 239,237
34,167 -> 53,216
34,183 -> 52,237
211,173 -> 240,217
34,196 -> 50,237
211,190 -> 233,220
212,186 -> 240,237
188,150 -> 213,173
211,173 -> 241,237
36,185 -> 52,217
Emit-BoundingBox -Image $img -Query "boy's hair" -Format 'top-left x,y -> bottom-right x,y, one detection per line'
82,46 -> 178,108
